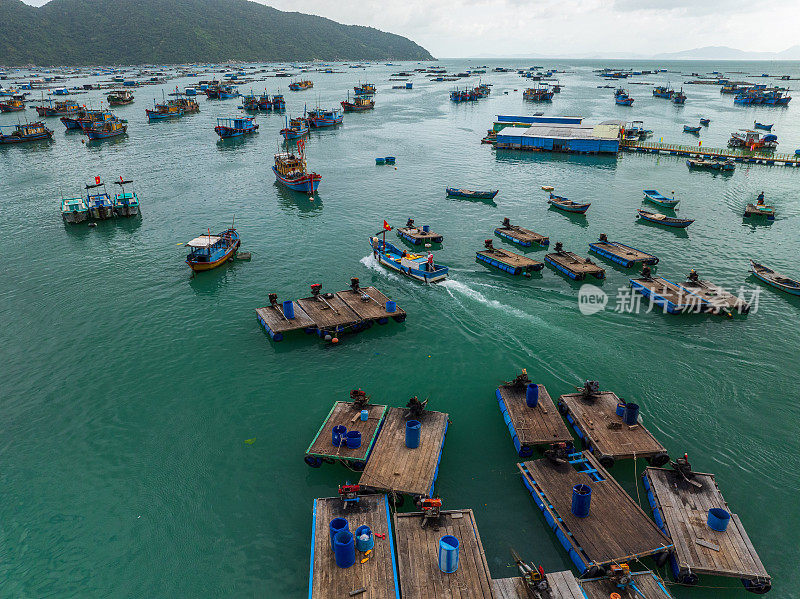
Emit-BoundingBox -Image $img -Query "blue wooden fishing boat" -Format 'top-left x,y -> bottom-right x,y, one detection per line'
652,85 -> 674,99
214,116 -> 258,139
0,121 -> 53,144
271,94 -> 286,110
683,125 -> 701,134
672,89 -> 686,104
615,95 -> 634,106
185,227 -> 240,272
637,209 -> 694,228
548,192 -> 590,214
686,158 -> 735,172
750,260 -> 800,296
85,180 -> 115,219
699,118 -> 711,126
35,99 -> 81,117
280,116 -> 309,140
146,99 -> 183,121
60,110 -> 88,129
354,83 -> 376,96
754,121 -> 773,131
643,189 -> 679,208
369,234 -> 448,283
84,119 -> 127,140
61,196 -> 89,223
307,108 -> 343,128
272,140 -> 321,193
113,178 -> 140,216
445,188 -> 498,199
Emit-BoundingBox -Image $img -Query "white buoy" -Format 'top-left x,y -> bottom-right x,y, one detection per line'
424,243 -> 432,249
309,196 -> 314,202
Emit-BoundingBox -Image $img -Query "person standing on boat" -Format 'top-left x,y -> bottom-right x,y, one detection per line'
427,252 -> 434,272
757,191 -> 765,205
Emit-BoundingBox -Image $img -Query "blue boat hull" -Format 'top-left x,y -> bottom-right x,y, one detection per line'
272,166 -> 320,193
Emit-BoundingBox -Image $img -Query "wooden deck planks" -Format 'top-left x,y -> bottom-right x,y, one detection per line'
645,467 -> 770,583
336,286 -> 406,321
498,383 -> 573,447
478,247 -> 542,269
546,252 -> 605,277
578,570 -> 673,599
255,302 -> 315,333
492,571 -> 583,598
359,407 -> 448,498
629,277 -> 703,311
306,401 -> 388,462
397,226 -> 443,243
495,223 -> 549,246
296,294 -> 361,329
558,391 -> 666,460
520,452 -> 671,566
590,241 -> 656,263
395,510 -> 493,599
310,495 -> 399,599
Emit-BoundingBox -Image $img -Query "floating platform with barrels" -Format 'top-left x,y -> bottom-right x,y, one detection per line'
557,381 -> 669,468
395,508 -> 494,599
496,371 -> 573,458
255,278 -> 406,343
477,239 -> 543,276
518,451 -> 673,576
630,267 -> 748,316
643,461 -> 771,593
359,400 -> 449,503
545,243 -> 605,280
588,234 -> 659,268
308,494 -> 399,599
396,218 -> 443,245
679,270 -> 751,315
493,568 -> 674,599
304,390 -> 388,471
494,218 -> 549,247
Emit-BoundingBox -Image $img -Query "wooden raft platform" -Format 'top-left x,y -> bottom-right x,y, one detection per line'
744,203 -> 776,219
518,451 -> 672,574
643,467 -> 771,591
557,389 -> 668,467
305,400 -> 388,469
359,407 -> 449,499
336,287 -> 407,322
545,248 -> 605,280
678,275 -> 751,314
588,237 -> 659,268
492,572 -> 583,598
629,276 -> 710,315
477,243 -> 543,275
309,494 -> 399,599
396,225 -> 444,244
578,570 -> 674,599
494,218 -> 549,247
496,379 -> 572,457
395,509 -> 493,599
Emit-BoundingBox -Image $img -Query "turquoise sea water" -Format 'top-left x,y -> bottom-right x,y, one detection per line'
2,59 -> 799,597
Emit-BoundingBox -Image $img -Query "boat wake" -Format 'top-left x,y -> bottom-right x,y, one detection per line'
440,279 -> 541,324
359,254 -> 402,282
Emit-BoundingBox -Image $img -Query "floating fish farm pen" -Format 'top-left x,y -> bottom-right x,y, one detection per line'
643,466 -> 771,593
496,372 -> 572,458
557,382 -> 669,468
518,451 -> 673,576
255,279 -> 405,344
394,509 -> 493,599
493,116 -> 622,154
304,391 -> 388,471
358,406 -> 448,504
308,494 -> 400,599
493,569 -> 674,599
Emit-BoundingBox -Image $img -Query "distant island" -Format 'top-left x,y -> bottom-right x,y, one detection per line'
0,0 -> 434,66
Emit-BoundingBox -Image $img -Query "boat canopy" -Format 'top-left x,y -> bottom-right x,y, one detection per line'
187,235 -> 221,248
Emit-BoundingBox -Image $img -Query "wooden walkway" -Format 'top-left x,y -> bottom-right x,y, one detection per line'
496,382 -> 572,457
359,407 -> 449,498
644,467 -> 770,589
558,390 -> 667,465
492,572 -> 583,598
395,509 -> 493,599
518,451 -> 672,573
305,401 -> 388,467
309,495 -> 399,599
621,140 -> 800,166
578,570 -> 673,599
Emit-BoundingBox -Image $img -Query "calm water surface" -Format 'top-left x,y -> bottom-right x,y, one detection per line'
1,59 -> 799,597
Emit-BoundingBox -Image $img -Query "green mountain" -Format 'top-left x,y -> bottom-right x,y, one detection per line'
0,0 -> 434,66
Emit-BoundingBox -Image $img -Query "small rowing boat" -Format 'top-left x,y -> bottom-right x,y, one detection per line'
699,118 -> 711,126
446,188 -> 498,199
643,189 -> 679,208
370,234 -> 448,283
636,209 -> 694,228
753,122 -> 773,131
686,158 -> 735,172
548,192 -> 590,214
750,260 -> 800,296
683,125 -> 701,134
185,227 -> 240,271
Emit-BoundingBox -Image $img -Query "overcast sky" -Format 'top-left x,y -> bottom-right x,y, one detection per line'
21,0 -> 800,57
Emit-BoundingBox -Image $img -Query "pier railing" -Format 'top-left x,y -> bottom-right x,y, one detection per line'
621,140 -> 800,166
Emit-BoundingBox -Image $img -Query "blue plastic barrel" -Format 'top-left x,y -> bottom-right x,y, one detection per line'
332,425 -> 347,446
616,401 -> 626,417
707,508 -> 731,532
385,156 -> 396,164
422,224 -> 430,233
526,384 -> 539,408
386,300 -> 397,313
283,300 -> 294,319
355,525 -> 374,552
346,430 -> 362,449
329,517 -> 349,550
438,535 -> 460,573
572,484 -> 592,518
376,157 -> 385,165
333,530 -> 356,568
623,402 -> 640,425
406,420 -> 421,448
360,410 -> 369,421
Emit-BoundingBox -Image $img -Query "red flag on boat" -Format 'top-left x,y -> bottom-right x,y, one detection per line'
94,176 -> 101,185
119,176 -> 124,183
383,220 -> 392,231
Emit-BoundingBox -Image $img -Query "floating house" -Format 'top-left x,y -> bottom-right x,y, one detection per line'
493,116 -> 622,154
